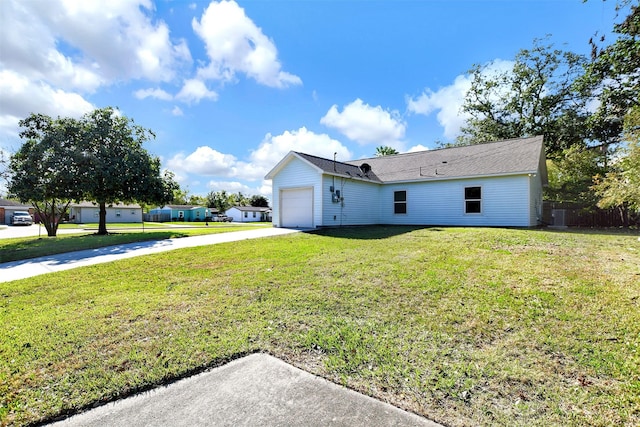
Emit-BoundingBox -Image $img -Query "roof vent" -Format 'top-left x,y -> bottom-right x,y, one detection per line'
360,163 -> 371,174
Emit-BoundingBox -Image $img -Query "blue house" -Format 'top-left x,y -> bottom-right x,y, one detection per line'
148,204 -> 213,222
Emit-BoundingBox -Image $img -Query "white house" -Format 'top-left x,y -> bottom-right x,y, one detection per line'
69,202 -> 142,223
265,136 -> 548,228
226,206 -> 272,222
0,199 -> 33,225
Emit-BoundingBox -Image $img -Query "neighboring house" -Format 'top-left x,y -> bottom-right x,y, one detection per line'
265,136 -> 548,228
226,206 -> 272,222
0,199 -> 34,225
147,205 -> 212,222
69,202 -> 142,223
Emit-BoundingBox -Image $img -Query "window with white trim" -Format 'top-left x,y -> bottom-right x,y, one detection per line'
394,190 -> 407,214
465,186 -> 482,214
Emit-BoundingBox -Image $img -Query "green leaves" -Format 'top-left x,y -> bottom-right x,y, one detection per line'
8,108 -> 176,235
459,40 -> 589,157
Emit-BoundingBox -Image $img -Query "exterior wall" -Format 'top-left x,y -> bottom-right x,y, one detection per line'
271,157 -> 323,227
270,157 -> 540,228
171,207 -> 207,221
226,208 -> 243,222
379,175 -> 532,227
71,206 -> 141,223
227,208 -> 266,222
321,176 -> 380,226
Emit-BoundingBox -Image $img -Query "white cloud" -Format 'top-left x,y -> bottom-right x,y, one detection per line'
1,0 -> 191,86
163,127 -> 351,189
248,127 -> 352,180
407,59 -> 514,139
320,99 -> 406,148
0,69 -> 94,139
171,106 -> 184,116
406,144 -> 429,153
134,88 -> 174,101
166,146 -> 238,177
176,79 -> 218,104
0,0 -> 191,140
192,0 -> 301,88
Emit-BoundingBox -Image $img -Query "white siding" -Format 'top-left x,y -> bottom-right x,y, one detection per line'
321,176 -> 380,226
379,175 -> 532,226
271,157 -> 323,227
226,207 -> 264,222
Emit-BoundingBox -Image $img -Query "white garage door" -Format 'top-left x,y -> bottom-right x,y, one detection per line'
281,187 -> 313,228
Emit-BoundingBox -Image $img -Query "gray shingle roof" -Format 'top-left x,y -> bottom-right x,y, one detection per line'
294,152 -> 383,183
296,136 -> 545,183
230,206 -> 271,212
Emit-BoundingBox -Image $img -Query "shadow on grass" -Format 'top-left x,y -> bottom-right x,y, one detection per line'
308,225 -> 432,240
540,226 -> 640,237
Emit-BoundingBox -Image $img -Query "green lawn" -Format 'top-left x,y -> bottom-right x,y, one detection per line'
1,226 -> 639,426
0,223 -> 269,263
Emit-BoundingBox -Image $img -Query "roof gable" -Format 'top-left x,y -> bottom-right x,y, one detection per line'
264,151 -> 382,183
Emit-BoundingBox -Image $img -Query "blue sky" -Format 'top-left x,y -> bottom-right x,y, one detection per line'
0,0 -> 625,199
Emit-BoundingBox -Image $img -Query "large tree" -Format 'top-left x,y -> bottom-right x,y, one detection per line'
458,40 -> 589,158
579,3 -> 639,148
592,106 -> 640,225
9,114 -> 85,236
78,107 -> 176,235
249,194 -> 269,207
545,145 -> 607,206
9,108 -> 176,236
206,190 -> 232,213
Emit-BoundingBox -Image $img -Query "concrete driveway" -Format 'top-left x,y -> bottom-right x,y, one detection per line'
51,353 -> 441,427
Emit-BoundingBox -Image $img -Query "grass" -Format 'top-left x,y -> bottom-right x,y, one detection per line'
0,223 -> 269,263
1,226 -> 639,426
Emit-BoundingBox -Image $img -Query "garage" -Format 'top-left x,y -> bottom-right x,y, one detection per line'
280,187 -> 313,228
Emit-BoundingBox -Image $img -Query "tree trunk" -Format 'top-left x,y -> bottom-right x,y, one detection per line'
98,201 -> 108,235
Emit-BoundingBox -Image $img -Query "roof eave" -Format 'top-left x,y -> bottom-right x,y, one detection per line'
380,170 -> 542,184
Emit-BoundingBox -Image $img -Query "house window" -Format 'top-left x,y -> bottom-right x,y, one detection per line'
244,211 -> 248,218
131,210 -> 136,215
394,190 -> 407,214
94,210 -> 99,218
116,210 -> 121,217
465,186 -> 482,214
253,212 -> 256,218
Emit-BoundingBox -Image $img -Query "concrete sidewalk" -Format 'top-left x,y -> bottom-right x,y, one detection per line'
0,227 -> 300,283
50,353 -> 440,427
